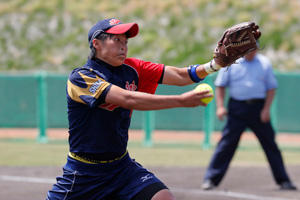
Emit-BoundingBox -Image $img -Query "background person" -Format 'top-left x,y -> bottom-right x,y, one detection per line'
202,48 -> 297,191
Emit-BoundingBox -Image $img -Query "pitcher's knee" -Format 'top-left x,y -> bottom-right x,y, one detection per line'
151,189 -> 175,200
132,182 -> 175,200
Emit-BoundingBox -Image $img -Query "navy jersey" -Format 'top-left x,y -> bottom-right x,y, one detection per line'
66,58 -> 164,155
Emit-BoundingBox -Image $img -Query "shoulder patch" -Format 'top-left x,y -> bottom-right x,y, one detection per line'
67,70 -> 110,106
89,79 -> 105,94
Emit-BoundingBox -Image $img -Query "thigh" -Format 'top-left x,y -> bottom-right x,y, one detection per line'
47,156 -> 132,200
249,120 -> 277,146
47,167 -> 77,200
47,167 -> 115,200
223,100 -> 248,141
117,159 -> 168,200
131,183 -> 172,200
151,189 -> 175,200
221,113 -> 247,145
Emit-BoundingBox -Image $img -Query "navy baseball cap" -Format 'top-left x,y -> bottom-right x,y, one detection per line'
88,18 -> 139,48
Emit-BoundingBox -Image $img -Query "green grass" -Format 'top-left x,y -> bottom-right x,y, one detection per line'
1,0 -> 300,71
0,139 -> 68,166
0,139 -> 299,167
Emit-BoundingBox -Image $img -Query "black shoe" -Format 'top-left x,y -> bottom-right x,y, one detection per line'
280,181 -> 297,190
202,179 -> 216,190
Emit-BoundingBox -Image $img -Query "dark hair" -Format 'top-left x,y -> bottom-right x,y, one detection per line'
88,32 -> 114,60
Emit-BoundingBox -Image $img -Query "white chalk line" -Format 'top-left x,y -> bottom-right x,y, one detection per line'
0,175 -> 297,200
173,187 -> 298,200
0,175 -> 55,184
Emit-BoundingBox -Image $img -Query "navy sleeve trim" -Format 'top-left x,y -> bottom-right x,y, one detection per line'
96,84 -> 112,106
158,65 -> 165,84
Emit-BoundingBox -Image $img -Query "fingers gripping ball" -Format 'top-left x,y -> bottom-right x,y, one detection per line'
194,83 -> 214,104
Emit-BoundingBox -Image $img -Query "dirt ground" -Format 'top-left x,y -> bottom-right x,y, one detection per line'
0,129 -> 299,200
1,128 -> 300,145
0,165 -> 299,200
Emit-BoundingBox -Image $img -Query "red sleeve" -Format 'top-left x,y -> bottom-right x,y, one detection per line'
124,58 -> 164,94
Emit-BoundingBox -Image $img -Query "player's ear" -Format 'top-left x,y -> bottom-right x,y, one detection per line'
92,39 -> 102,50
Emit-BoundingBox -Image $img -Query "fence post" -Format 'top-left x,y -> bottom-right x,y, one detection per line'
202,101 -> 214,149
271,92 -> 278,132
202,77 -> 215,149
143,111 -> 154,147
36,72 -> 48,143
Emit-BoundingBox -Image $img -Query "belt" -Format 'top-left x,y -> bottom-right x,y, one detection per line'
68,150 -> 128,164
231,98 -> 265,104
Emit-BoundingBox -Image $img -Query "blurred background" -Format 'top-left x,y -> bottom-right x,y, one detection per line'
0,0 -> 300,72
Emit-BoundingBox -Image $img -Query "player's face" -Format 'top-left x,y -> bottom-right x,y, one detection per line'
96,34 -> 128,66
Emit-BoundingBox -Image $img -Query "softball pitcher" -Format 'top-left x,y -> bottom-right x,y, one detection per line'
46,18 -> 259,200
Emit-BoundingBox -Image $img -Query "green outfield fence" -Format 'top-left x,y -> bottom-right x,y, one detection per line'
1,72 -> 300,147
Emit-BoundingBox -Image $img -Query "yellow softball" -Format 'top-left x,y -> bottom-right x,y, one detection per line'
194,83 -> 214,104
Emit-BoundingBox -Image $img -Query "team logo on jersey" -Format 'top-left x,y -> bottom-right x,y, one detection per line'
109,19 -> 121,25
125,80 -> 137,91
89,79 -> 104,94
140,174 -> 153,182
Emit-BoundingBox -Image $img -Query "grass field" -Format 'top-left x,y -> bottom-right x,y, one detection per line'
0,129 -> 300,200
0,130 -> 300,167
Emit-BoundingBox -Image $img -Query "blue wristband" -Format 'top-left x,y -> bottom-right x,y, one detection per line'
188,64 -> 204,83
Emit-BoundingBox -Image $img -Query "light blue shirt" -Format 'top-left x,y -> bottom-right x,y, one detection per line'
214,54 -> 278,100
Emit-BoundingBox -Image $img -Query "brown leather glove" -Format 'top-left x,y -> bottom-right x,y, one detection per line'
213,22 -> 261,67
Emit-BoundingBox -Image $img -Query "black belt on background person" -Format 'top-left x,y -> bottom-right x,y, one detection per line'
230,98 -> 265,104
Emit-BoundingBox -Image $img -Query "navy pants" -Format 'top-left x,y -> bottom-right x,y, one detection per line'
204,98 -> 291,186
47,153 -> 164,200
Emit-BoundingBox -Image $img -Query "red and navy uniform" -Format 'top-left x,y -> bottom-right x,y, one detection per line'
47,58 -> 167,200
66,57 -> 164,156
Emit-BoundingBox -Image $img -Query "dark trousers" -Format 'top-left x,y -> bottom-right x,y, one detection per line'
204,98 -> 290,185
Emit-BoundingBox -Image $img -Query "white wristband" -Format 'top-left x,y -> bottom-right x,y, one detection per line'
204,60 -> 222,74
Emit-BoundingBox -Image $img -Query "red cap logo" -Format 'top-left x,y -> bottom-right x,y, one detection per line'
109,19 -> 121,25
